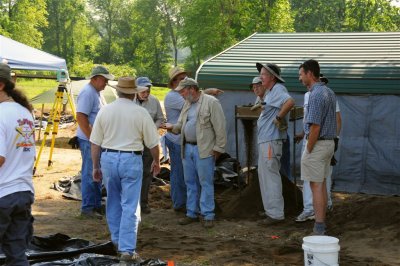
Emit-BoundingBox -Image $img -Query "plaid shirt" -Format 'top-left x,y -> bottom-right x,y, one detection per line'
304,82 -> 336,138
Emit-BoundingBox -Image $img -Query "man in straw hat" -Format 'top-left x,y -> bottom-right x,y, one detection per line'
163,66 -> 188,213
0,62 -> 35,265
298,60 -> 336,235
90,77 -> 160,264
76,65 -> 114,219
255,63 -> 295,226
163,77 -> 226,229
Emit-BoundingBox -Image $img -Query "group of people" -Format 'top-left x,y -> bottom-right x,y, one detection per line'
0,58 -> 339,265
249,60 -> 339,236
75,66 -> 226,264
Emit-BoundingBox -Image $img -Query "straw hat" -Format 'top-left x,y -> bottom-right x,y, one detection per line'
110,77 -> 147,94
168,66 -> 187,88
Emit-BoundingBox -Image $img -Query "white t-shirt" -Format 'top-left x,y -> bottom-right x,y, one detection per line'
90,98 -> 159,151
0,102 -> 35,198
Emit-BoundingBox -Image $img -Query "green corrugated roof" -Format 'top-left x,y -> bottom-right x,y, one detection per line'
196,32 -> 400,94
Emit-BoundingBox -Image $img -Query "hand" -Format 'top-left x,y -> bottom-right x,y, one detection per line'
294,133 -> 304,144
273,117 -> 288,131
161,122 -> 173,130
93,168 -> 102,183
213,151 -> 222,161
151,160 -> 161,177
204,88 -> 224,96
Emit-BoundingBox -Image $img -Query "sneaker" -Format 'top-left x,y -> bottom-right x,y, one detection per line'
178,216 -> 199,225
119,252 -> 141,266
203,220 -> 214,228
295,211 -> 315,222
80,210 -> 103,220
141,205 -> 151,214
258,216 -> 284,226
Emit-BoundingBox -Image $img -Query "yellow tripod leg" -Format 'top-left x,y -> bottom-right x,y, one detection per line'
47,90 -> 63,169
33,98 -> 57,175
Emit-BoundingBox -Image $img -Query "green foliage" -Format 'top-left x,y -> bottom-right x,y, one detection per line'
1,0 -> 399,85
0,0 -> 47,48
69,61 -> 136,79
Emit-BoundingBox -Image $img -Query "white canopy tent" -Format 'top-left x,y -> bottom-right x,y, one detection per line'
0,35 -> 67,71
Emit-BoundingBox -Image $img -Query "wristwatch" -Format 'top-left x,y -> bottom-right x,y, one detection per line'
275,115 -> 281,121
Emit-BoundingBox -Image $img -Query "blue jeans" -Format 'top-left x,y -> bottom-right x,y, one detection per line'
183,144 -> 215,221
78,138 -> 102,213
101,151 -> 142,254
0,191 -> 34,266
165,138 -> 186,210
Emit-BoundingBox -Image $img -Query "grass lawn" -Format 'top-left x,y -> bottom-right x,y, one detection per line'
17,79 -> 169,104
17,79 -> 59,100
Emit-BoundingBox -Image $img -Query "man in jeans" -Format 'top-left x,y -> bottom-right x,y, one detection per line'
135,77 -> 165,214
90,77 -> 160,264
163,78 -> 226,228
164,67 -> 188,213
76,65 -> 114,218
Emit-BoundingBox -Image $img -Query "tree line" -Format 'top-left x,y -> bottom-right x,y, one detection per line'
0,0 -> 399,82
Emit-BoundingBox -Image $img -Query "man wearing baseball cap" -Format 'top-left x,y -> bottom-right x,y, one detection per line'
76,65 -> 114,219
255,63 -> 295,226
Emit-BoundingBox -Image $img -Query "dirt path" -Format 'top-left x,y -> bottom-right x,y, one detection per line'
32,127 -> 400,265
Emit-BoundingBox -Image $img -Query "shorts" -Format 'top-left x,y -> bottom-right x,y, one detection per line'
301,140 -> 334,182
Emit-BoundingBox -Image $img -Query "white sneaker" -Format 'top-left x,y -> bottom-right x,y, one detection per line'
295,211 -> 315,222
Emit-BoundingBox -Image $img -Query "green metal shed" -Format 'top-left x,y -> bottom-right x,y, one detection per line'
196,32 -> 400,94
195,32 -> 400,195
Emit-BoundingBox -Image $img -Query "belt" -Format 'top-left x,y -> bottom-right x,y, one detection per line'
102,148 -> 142,155
186,141 -> 197,145
305,135 -> 333,141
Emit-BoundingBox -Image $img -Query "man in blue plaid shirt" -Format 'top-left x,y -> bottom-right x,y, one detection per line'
299,60 -> 336,235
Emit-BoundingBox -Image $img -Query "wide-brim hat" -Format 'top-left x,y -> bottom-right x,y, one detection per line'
249,76 -> 262,89
86,65 -> 115,80
256,63 -> 285,83
168,66 -> 187,88
110,77 -> 147,94
175,77 -> 198,92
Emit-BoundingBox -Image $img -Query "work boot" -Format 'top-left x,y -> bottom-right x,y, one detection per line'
258,216 -> 284,226
203,220 -> 215,229
119,252 -> 141,266
178,216 -> 199,225
80,210 -> 103,220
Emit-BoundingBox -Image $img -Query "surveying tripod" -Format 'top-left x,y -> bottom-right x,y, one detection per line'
33,83 -> 76,175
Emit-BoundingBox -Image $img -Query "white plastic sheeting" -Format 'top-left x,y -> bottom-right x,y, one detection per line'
0,35 -> 67,71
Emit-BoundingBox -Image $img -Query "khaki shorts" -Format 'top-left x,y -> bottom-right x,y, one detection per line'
301,140 -> 335,183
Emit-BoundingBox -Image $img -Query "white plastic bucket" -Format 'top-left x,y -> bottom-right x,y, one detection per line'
302,236 -> 340,266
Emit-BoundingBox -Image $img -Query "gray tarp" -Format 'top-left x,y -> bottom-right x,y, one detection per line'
217,91 -> 400,196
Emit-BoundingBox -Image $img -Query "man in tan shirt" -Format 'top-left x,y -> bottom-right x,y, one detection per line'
163,78 -> 226,229
90,77 -> 160,264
